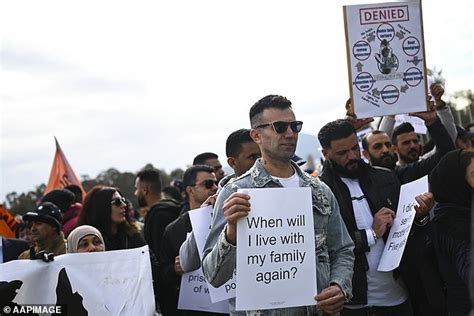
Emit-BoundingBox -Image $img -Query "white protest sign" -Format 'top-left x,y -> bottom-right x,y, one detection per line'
395,114 -> 427,134
378,176 -> 428,271
236,187 -> 316,311
0,246 -> 155,315
344,1 -> 428,118
178,269 -> 229,314
188,206 -> 236,303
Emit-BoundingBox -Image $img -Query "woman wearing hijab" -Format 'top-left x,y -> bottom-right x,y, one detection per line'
429,149 -> 474,315
67,225 -> 105,253
78,186 -> 146,251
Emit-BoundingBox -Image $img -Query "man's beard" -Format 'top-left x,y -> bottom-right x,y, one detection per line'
331,159 -> 362,179
137,195 -> 147,207
370,152 -> 397,170
399,148 -> 419,164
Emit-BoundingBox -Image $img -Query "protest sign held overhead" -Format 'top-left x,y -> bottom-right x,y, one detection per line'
378,176 -> 428,271
236,188 -> 316,311
344,1 -> 428,118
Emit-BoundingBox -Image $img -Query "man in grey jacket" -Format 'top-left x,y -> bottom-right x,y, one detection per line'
202,95 -> 355,315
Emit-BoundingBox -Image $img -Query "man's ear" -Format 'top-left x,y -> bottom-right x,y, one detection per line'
362,149 -> 370,161
250,129 -> 261,144
143,184 -> 150,196
185,186 -> 193,198
322,148 -> 329,159
393,145 -> 399,154
227,157 -> 237,170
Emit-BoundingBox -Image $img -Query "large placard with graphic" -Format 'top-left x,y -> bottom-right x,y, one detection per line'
344,1 -> 428,118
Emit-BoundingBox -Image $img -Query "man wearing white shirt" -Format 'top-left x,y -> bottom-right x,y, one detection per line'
318,119 -> 432,316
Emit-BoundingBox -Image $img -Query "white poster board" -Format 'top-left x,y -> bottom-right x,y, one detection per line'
344,1 -> 428,118
188,206 -> 236,303
236,188 -> 316,311
378,176 -> 428,271
178,269 -> 229,314
0,246 -> 155,315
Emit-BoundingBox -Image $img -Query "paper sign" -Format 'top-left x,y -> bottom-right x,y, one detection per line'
377,176 -> 428,271
344,1 -> 428,118
188,206 -> 236,302
178,268 -> 229,314
236,188 -> 316,311
0,246 -> 155,315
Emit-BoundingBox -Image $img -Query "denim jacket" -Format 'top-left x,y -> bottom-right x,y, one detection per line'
202,159 -> 355,316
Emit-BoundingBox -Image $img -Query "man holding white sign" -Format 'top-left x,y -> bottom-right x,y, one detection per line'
202,95 -> 355,315
318,119 -> 433,316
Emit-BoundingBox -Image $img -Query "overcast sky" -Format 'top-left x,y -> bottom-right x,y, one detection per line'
1,0 -> 472,202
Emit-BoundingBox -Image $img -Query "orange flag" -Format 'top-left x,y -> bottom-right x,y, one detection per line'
45,137 -> 86,197
0,205 -> 18,237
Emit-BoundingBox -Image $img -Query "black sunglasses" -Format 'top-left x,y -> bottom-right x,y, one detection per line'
111,197 -> 127,207
192,179 -> 218,189
255,120 -> 303,134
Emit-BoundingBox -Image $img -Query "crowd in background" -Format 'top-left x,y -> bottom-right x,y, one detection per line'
2,84 -> 473,316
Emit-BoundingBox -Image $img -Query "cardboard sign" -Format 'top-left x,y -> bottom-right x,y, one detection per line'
344,1 -> 428,118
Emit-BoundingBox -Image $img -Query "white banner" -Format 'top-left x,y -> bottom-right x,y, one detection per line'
0,246 -> 155,315
188,206 -> 236,303
236,188 -> 316,311
344,1 -> 428,118
378,176 -> 428,271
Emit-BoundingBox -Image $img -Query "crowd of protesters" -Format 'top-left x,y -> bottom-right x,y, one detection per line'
2,84 -> 473,316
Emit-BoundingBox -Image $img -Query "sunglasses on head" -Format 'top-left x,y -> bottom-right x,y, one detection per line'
255,120 -> 303,134
192,179 -> 218,189
111,197 -> 127,207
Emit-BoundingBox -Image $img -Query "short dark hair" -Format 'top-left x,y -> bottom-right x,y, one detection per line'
193,152 -> 218,165
226,129 -> 253,158
249,95 -> 292,127
15,222 -> 30,239
182,165 -> 215,189
361,130 -> 386,151
392,122 -> 415,145
162,186 -> 183,202
318,119 -> 356,149
41,189 -> 75,213
136,168 -> 162,194
65,184 -> 83,203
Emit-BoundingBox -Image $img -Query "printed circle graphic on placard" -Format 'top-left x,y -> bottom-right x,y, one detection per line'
353,40 -> 371,61
381,85 -> 399,104
403,67 -> 423,87
376,23 -> 395,42
402,37 -> 420,56
353,72 -> 375,92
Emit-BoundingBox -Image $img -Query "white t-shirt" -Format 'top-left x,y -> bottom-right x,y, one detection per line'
272,168 -> 300,188
341,177 -> 408,307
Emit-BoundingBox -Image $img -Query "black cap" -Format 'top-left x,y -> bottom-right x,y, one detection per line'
23,202 -> 62,231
